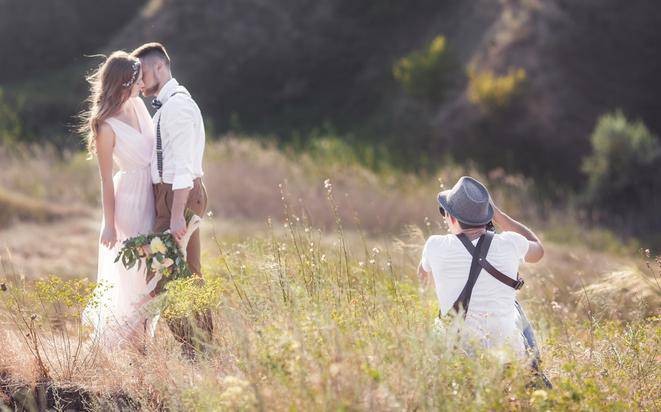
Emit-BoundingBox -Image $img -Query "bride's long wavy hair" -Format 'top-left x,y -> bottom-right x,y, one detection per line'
79,51 -> 141,156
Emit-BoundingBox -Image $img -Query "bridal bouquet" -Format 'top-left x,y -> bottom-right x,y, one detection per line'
115,213 -> 202,293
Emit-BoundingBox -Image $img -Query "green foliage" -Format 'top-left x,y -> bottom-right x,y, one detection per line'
288,128 -> 399,175
0,88 -> 22,144
544,221 -> 640,256
0,274 -> 101,381
582,111 -> 661,221
393,36 -> 455,102
467,66 -> 527,112
33,275 -> 97,311
161,277 -> 224,321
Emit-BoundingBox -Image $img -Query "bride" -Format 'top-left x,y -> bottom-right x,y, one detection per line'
80,51 -> 156,347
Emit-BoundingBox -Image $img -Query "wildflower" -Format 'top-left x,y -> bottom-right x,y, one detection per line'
219,375 -> 256,407
329,363 -> 341,377
359,261 -> 365,267
551,301 -> 562,311
207,210 -> 214,217
644,248 -> 651,258
531,389 -> 548,403
321,254 -> 327,262
372,247 -> 380,255
324,179 -> 332,189
150,237 -> 167,254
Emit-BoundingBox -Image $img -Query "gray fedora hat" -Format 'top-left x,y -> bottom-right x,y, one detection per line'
437,176 -> 493,225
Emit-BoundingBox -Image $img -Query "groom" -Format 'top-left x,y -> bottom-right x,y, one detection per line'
132,42 -> 212,355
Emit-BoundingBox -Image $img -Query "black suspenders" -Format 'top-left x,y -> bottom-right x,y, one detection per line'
450,231 -> 525,317
155,91 -> 191,180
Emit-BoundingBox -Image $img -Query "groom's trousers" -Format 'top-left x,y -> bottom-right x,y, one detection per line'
154,177 -> 207,277
154,178 -> 214,357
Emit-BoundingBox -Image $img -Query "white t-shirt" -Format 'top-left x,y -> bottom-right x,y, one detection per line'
420,231 -> 529,355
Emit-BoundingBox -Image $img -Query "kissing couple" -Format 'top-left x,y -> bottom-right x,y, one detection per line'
81,43 -> 212,355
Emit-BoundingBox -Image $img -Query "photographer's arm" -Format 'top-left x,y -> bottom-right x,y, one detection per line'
418,263 -> 433,288
492,204 -> 544,263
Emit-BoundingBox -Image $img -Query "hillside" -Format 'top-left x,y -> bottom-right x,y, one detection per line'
434,0 -> 661,182
2,0 -> 660,183
107,0 -> 661,183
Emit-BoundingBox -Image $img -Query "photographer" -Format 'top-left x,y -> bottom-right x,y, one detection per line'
418,176 -> 544,359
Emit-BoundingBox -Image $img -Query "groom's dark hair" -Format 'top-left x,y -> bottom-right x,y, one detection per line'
131,42 -> 171,67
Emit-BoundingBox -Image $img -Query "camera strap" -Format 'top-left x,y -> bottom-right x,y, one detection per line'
450,231 -> 525,318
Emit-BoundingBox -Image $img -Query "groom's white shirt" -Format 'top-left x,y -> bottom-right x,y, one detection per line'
151,78 -> 205,190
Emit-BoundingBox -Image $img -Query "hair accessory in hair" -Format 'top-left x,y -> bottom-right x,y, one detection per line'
122,60 -> 141,88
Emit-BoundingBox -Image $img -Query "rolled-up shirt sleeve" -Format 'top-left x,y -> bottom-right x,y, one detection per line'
165,100 -> 196,190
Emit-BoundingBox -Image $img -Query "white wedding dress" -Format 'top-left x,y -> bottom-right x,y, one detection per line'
84,97 -> 156,347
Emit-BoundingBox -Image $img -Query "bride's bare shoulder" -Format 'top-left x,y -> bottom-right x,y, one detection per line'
96,121 -> 116,145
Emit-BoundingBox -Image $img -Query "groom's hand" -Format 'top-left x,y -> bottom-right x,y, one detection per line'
170,188 -> 191,242
170,214 -> 187,241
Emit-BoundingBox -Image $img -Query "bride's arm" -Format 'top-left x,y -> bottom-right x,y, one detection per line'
96,123 -> 117,249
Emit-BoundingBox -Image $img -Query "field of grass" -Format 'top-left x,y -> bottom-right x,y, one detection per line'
0,138 -> 659,411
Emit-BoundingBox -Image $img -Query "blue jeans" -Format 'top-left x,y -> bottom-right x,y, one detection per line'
515,301 -> 552,388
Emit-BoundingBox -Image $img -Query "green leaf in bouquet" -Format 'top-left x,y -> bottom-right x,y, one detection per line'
130,250 -> 139,269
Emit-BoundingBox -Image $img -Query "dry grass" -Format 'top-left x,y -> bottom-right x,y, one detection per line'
0,139 -> 659,410
0,187 -> 87,230
0,137 -> 540,234
1,207 -> 659,410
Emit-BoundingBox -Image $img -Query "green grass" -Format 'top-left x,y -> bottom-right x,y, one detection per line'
0,139 -> 659,410
1,186 -> 659,411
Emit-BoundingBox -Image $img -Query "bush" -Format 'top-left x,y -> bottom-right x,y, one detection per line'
467,67 -> 526,112
393,36 -> 455,102
582,111 -> 661,227
0,89 -> 22,144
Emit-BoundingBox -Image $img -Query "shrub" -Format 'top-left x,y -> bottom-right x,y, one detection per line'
0,89 -> 21,144
582,111 -> 661,225
393,35 -> 455,102
467,66 -> 526,112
